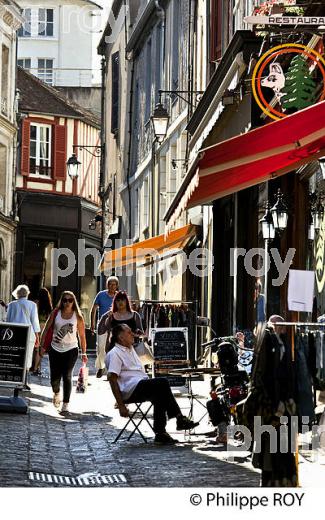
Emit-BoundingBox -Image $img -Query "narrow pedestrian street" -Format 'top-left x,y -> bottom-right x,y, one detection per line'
0,356 -> 260,488
1,356 -> 324,489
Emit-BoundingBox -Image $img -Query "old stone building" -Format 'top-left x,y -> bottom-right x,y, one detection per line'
0,1 -> 22,305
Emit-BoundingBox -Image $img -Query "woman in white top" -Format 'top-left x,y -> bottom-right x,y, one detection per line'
40,291 -> 87,414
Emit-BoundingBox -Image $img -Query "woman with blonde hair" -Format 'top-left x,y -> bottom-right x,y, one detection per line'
40,291 -> 87,414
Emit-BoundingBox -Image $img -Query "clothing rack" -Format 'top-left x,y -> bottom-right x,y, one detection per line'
271,320 -> 325,487
137,299 -> 199,361
273,322 -> 323,327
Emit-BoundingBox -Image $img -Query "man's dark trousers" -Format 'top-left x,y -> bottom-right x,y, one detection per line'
125,378 -> 181,433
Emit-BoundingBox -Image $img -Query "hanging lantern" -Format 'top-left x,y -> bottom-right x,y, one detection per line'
271,189 -> 288,231
319,157 -> 325,180
260,202 -> 275,240
151,102 -> 169,143
66,153 -> 81,179
312,201 -> 324,231
308,222 -> 315,241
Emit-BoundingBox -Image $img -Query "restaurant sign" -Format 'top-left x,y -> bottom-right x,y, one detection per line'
244,16 -> 325,26
252,43 -> 325,121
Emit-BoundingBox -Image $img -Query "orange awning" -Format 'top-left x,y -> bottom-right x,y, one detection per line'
100,224 -> 197,271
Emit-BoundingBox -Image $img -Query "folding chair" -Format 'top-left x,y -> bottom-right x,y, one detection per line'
113,401 -> 155,443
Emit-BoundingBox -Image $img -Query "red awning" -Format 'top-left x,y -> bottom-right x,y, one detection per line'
165,101 -> 325,232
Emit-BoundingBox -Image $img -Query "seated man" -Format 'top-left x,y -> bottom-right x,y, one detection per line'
106,323 -> 199,444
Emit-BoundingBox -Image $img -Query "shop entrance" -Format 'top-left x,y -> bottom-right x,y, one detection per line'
23,239 -> 56,301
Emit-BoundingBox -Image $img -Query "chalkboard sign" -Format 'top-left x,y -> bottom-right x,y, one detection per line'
151,328 -> 189,386
0,322 -> 30,386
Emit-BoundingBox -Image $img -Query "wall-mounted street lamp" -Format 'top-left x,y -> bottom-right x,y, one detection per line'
66,144 -> 103,178
151,102 -> 170,144
259,192 -> 289,317
312,200 -> 324,231
260,202 -> 275,241
270,188 -> 289,232
151,89 -> 203,143
67,153 -> 81,179
319,157 -> 325,180
89,214 -> 103,231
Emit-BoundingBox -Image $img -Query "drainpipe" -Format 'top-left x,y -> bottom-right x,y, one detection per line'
99,55 -> 106,290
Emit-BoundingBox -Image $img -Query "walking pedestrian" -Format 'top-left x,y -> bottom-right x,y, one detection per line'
6,285 -> 41,389
90,276 -> 119,377
32,287 -> 53,374
40,291 -> 88,414
98,290 -> 144,355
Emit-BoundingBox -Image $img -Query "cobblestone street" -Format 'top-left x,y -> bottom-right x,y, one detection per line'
0,356 -> 262,488
0,356 -> 324,489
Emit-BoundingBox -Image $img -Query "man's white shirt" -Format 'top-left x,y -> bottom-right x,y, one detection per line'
106,343 -> 149,400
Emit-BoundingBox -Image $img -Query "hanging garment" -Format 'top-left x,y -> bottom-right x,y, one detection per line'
249,328 -> 297,487
315,332 -> 325,390
295,334 -> 315,424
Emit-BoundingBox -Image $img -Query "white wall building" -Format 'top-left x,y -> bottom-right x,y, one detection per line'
0,0 -> 23,305
17,0 -> 102,87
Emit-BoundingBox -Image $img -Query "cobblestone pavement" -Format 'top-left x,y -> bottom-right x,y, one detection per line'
0,356 -> 323,488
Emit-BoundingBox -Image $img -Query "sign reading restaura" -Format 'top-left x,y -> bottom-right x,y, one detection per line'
244,16 -> 325,25
0,323 -> 29,386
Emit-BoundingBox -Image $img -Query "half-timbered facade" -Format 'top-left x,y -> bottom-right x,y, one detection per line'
15,68 -> 101,321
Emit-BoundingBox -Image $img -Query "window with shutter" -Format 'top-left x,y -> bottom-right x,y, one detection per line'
111,52 -> 120,134
21,120 -> 31,176
29,123 -> 52,177
210,0 -> 223,62
53,125 -> 67,180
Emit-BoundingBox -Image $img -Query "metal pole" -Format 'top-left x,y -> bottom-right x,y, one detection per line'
233,193 -> 238,335
264,238 -> 268,317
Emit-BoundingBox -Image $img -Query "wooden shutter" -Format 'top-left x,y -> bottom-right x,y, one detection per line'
111,51 -> 120,134
210,0 -> 223,62
21,119 -> 30,176
53,124 -> 67,180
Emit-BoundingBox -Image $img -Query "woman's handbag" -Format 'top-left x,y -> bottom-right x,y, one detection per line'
42,309 -> 59,352
134,341 -> 154,365
76,363 -> 89,393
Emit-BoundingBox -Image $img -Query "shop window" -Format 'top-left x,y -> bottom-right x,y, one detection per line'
29,123 -> 52,177
37,58 -> 54,85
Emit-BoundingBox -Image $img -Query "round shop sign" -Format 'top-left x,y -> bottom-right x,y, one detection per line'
252,43 -> 325,121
